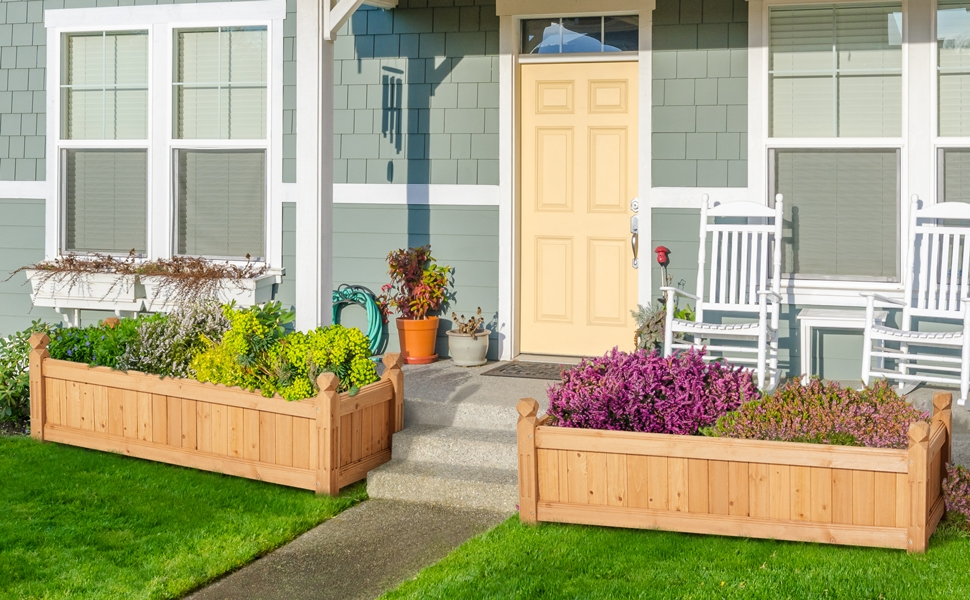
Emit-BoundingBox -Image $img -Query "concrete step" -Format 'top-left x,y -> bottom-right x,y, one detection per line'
367,460 -> 518,514
391,425 -> 517,470
404,397 -> 524,431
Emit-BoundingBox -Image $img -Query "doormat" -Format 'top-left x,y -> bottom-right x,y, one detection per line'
481,362 -> 569,381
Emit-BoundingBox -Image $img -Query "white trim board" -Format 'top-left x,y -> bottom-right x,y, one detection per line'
332,184 -> 500,206
45,2 -> 285,28
0,181 -> 47,200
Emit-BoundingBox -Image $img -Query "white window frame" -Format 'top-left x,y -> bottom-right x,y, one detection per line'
931,0 -> 970,203
44,1 -> 286,268
748,0 -> 919,306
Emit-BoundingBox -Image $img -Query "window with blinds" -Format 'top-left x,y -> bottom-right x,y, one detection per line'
771,149 -> 899,280
939,149 -> 970,202
174,27 -> 267,139
938,1 -> 970,136
61,31 -> 148,140
176,150 -> 265,259
769,4 -> 902,138
64,149 -> 147,254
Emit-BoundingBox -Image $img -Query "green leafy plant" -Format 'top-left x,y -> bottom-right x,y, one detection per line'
377,245 -> 452,320
0,320 -> 55,421
48,316 -> 150,369
632,299 -> 694,351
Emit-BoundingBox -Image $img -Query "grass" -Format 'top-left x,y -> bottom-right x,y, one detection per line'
0,436 -> 366,600
382,517 -> 970,599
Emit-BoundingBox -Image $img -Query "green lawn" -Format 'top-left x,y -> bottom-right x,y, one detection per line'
382,517 -> 970,599
0,436 -> 366,600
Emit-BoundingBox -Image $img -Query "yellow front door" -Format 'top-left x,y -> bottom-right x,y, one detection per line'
520,61 -> 639,357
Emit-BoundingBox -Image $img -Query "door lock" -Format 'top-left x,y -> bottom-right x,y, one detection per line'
630,214 -> 639,269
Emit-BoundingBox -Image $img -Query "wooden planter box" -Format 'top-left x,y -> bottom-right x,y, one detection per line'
516,393 -> 952,553
28,334 -> 404,495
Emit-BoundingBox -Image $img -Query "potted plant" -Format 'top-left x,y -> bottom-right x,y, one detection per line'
379,245 -> 451,365
447,308 -> 490,367
17,252 -> 142,310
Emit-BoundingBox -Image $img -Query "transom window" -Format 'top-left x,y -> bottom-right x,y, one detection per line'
521,16 -> 639,54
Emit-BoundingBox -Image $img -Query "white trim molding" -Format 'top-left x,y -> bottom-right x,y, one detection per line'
332,184 -> 500,206
0,181 -> 47,199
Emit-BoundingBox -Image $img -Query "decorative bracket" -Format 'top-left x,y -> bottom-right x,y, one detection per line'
324,0 -> 399,41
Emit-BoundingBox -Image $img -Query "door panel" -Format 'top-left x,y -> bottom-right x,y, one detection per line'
520,61 -> 639,357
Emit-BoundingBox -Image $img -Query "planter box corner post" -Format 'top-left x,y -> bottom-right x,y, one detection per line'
29,333 -> 50,442
382,352 -> 404,433
316,373 -> 341,496
517,398 -> 540,524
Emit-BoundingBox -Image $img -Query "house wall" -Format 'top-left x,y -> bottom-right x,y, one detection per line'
0,198 -> 57,335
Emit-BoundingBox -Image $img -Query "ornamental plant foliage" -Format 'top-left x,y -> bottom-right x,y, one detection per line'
48,316 -> 148,369
118,301 -> 230,378
378,245 -> 452,320
0,320 -> 55,421
944,464 -> 970,531
191,303 -> 379,399
548,348 -> 758,435
710,379 -> 929,449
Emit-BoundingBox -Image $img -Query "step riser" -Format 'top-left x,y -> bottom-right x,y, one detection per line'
391,431 -> 517,471
367,471 -> 518,514
404,401 -> 521,432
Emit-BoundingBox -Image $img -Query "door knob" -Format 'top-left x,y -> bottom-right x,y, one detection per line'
630,215 -> 639,269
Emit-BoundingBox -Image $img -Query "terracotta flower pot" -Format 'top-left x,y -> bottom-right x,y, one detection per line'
396,316 -> 439,364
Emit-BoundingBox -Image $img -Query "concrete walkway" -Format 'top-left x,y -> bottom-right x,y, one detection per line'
186,499 -> 507,600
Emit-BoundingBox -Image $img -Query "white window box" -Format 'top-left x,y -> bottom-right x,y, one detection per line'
140,272 -> 282,312
26,270 -> 144,313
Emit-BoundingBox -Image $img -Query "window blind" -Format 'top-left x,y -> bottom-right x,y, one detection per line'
65,149 -> 147,254
769,4 -> 902,138
938,1 -> 970,136
177,149 -> 265,258
62,32 -> 148,140
941,149 -> 970,202
175,27 -> 267,139
772,149 -> 898,279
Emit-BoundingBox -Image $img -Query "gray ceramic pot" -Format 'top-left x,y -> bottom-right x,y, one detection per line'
445,329 -> 491,367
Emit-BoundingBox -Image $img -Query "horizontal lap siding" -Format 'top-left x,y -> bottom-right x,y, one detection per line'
537,448 -> 904,528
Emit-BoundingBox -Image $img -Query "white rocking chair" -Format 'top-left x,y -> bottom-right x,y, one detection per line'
663,194 -> 784,391
862,196 -> 970,406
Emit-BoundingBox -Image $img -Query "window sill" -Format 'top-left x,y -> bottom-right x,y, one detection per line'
779,278 -> 904,308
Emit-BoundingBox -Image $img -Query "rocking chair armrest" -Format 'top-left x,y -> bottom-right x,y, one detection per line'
756,290 -> 782,302
660,287 -> 700,301
860,292 -> 907,307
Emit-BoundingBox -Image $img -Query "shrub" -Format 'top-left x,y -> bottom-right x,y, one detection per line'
944,464 -> 970,531
710,379 -> 929,449
191,303 -> 378,399
48,316 -> 151,369
118,301 -> 230,378
547,348 -> 758,435
378,245 -> 451,320
0,320 -> 55,421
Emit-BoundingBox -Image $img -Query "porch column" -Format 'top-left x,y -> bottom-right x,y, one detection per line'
295,0 -> 336,331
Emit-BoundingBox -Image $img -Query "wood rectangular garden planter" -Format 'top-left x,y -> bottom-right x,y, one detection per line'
516,393 -> 953,553
28,333 -> 404,495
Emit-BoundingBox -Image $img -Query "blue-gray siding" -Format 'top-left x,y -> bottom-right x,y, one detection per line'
0,198 -> 57,335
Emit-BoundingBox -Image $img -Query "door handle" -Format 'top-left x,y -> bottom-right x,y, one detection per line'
630,215 -> 639,269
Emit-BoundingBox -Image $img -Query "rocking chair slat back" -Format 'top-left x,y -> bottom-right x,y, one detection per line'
908,198 -> 970,318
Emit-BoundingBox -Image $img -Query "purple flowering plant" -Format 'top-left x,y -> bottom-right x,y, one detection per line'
710,379 -> 929,449
547,348 -> 758,435
944,464 -> 970,531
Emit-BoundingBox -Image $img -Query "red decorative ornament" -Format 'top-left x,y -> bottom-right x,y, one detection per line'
655,246 -> 671,266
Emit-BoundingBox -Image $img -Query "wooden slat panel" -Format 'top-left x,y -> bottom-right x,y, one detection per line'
228,406 -> 244,458
769,464 -> 791,520
728,461 -> 749,517
197,401 -> 212,453
791,466 -> 812,521
810,467 -> 832,524
107,387 -> 124,436
647,457 -> 669,510
832,469 -> 854,525
80,383 -> 95,431
337,449 -> 393,488
566,450 -> 588,504
152,394 -> 167,444
92,385 -> 108,432
259,412 -> 276,464
338,380 -> 395,416
45,379 -> 63,426
852,470 -> 875,526
65,381 -> 81,429
558,450 -> 570,502
895,472 -> 909,528
688,459 -> 709,513
607,453 -> 627,507
749,463 -> 770,519
181,399 -> 197,450
709,460 -> 730,515
351,410 -> 363,463
122,389 -> 137,439
244,409 -> 260,461
361,406 -> 373,458
340,414 -> 353,467
627,454 -> 649,509
587,452 -> 608,505
167,397 -> 182,447
212,404 -> 228,456
276,414 -> 293,466
137,392 -> 152,442
537,449 -> 560,502
373,401 -> 388,452
292,417 -> 311,470
534,427 -> 908,472
43,359 -> 317,418
874,471 -> 897,527
668,457 -> 689,512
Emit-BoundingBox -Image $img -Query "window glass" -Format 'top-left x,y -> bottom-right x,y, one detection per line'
521,16 -> 639,54
772,149 -> 898,280
64,149 -> 147,253
769,4 -> 902,138
177,149 -> 265,258
940,149 -> 970,202
175,27 -> 267,139
938,1 -> 970,136
62,32 -> 148,140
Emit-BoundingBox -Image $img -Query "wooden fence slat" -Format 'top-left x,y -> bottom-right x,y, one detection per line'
647,457 -> 669,510
728,461 -> 749,517
107,388 -> 124,436
212,404 -> 228,456
292,418 -> 311,470
709,460 -> 730,515
832,469 -> 853,524
67,381 -> 82,429
791,466 -> 812,522
244,409 -> 260,461
276,415 -> 293,466
852,470 -> 876,526
607,453 -> 628,507
749,463 -> 770,519
198,402 -> 212,453
874,471 -> 897,527
538,449 -> 560,503
137,392 -> 152,442
46,379 -> 62,426
152,394 -> 167,445
373,401 -> 388,451
769,464 -> 790,520
567,450 -> 589,504
122,390 -> 137,439
688,459 -> 710,513
668,457 -> 689,512
351,410 -> 363,463
558,450 -> 570,502
340,414 -> 353,467
809,467 -> 832,523
587,452 -> 608,505
895,472 -> 909,528
361,405 -> 373,457
228,406 -> 244,458
92,385 -> 108,433
627,454 -> 649,509
260,412 -> 276,464
167,397 -> 182,447
80,383 -> 95,431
